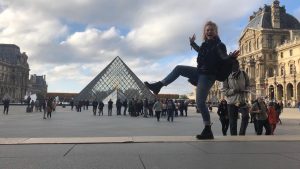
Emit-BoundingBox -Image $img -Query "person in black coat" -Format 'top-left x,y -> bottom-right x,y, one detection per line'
123,99 -> 128,115
108,99 -> 113,116
116,99 -> 122,115
217,99 -> 229,136
3,99 -> 10,115
98,100 -> 104,116
92,99 -> 98,116
145,21 -> 239,139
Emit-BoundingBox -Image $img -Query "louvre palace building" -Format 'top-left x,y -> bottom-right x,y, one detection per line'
0,44 -> 29,102
209,0 -> 300,107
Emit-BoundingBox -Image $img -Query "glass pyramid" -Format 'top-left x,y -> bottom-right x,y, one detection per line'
76,56 -> 155,101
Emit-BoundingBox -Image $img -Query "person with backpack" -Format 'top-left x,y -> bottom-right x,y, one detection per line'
217,99 -> 229,136
250,97 -> 272,135
267,102 -> 278,135
144,21 -> 239,139
153,99 -> 163,122
222,59 -> 250,136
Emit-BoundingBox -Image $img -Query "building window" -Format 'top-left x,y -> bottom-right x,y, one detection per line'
290,64 -> 295,74
290,49 -> 293,56
267,35 -> 273,48
268,68 -> 274,77
280,52 -> 283,58
281,66 -> 285,76
256,38 -> 259,49
241,45 -> 243,55
249,41 -> 252,52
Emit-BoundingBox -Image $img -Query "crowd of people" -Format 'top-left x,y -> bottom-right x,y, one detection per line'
24,96 -> 57,119
216,98 -> 284,136
69,98 -> 190,122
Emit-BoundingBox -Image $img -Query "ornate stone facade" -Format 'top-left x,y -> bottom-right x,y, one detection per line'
208,0 -> 300,107
27,74 -> 48,98
0,44 -> 29,102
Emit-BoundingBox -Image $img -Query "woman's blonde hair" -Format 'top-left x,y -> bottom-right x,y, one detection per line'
202,21 -> 219,41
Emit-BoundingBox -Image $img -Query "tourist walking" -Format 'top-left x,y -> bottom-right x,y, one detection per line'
98,100 -> 104,116
70,98 -> 74,111
2,98 -> 10,115
267,102 -> 278,135
108,99 -> 113,116
184,99 -> 189,116
153,99 -> 163,122
46,98 -> 53,119
123,99 -> 128,115
167,99 -> 175,122
217,99 -> 229,136
222,59 -> 250,136
275,100 -> 283,125
42,99 -> 46,119
250,97 -> 272,135
143,98 -> 149,118
92,99 -> 98,116
116,99 -> 122,115
144,21 -> 239,139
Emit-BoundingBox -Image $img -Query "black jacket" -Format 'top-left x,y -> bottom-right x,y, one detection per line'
217,103 -> 228,119
191,38 -> 227,75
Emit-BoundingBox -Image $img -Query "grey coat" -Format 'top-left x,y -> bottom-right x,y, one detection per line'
221,71 -> 250,105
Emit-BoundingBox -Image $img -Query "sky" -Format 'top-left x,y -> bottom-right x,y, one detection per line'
0,0 -> 300,95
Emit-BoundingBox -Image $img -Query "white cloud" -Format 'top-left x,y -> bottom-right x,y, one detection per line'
0,0 -> 295,95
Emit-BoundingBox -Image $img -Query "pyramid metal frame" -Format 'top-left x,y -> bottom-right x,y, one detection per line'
75,56 -> 155,101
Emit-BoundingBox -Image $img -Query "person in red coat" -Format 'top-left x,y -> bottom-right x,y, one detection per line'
267,102 -> 278,135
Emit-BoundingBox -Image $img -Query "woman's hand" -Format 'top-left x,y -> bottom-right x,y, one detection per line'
229,50 -> 240,58
189,34 -> 196,43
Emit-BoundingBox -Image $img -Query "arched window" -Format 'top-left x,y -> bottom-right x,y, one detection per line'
290,64 -> 294,74
268,68 -> 274,77
281,66 -> 285,76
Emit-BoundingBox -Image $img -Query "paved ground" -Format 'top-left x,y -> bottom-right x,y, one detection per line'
0,105 -> 299,169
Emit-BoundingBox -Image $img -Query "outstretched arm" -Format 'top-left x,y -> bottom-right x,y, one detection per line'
218,43 -> 240,60
189,34 -> 200,52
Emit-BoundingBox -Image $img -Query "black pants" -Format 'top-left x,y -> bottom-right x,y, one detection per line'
98,108 -> 103,116
47,111 -> 52,118
257,119 -> 272,135
117,107 -> 121,115
228,104 -> 249,135
155,111 -> 161,121
219,117 -> 229,136
93,106 -> 97,115
3,106 -> 9,114
108,108 -> 112,116
167,110 -> 174,122
123,107 -> 127,115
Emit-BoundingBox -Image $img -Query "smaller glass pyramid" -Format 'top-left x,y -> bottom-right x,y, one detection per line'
76,56 -> 155,101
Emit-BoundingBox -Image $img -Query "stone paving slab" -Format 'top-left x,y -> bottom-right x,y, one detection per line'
1,135 -> 300,145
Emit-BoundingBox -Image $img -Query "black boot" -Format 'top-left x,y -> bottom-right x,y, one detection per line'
196,125 -> 214,140
144,81 -> 163,95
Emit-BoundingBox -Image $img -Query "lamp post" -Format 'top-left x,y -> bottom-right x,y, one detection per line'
274,69 -> 277,102
293,65 -> 297,106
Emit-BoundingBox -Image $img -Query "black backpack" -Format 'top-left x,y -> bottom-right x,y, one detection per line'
215,57 -> 236,82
